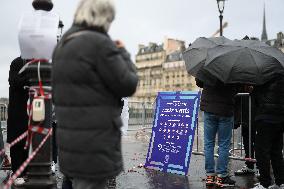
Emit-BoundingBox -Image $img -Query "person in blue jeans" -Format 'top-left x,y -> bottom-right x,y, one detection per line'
196,78 -> 237,188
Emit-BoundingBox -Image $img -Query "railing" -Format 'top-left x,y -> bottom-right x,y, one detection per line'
0,104 -> 7,122
0,104 -> 7,130
128,98 -> 254,162
128,101 -> 155,130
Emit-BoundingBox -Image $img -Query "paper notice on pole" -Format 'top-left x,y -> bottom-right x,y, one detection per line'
18,10 -> 59,60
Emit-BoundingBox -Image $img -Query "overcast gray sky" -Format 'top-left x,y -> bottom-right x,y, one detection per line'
0,0 -> 283,97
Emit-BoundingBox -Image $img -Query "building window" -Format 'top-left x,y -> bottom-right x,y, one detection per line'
270,40 -> 275,46
187,83 -> 193,88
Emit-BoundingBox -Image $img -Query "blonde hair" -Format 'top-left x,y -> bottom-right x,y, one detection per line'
74,0 -> 115,32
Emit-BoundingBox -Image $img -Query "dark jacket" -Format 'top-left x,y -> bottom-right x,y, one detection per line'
7,57 -> 29,143
52,25 -> 138,180
254,74 -> 284,123
196,78 -> 236,117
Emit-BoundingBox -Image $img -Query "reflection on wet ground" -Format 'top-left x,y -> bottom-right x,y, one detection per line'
115,131 -> 258,189
43,131 -> 257,189
0,129 -> 258,189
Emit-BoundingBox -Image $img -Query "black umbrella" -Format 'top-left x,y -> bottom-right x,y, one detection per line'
203,39 -> 284,85
182,36 -> 231,85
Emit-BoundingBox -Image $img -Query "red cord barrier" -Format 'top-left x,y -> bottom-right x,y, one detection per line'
244,157 -> 257,163
1,59 -> 53,188
3,128 -> 52,189
0,131 -> 28,157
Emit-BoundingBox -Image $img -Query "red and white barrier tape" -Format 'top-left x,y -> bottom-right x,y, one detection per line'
3,128 -> 52,189
244,157 -> 257,163
29,125 -> 50,135
27,59 -> 49,65
0,131 -> 28,157
1,59 -> 53,188
25,93 -> 34,150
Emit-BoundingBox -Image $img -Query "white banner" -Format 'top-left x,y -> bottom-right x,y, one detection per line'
18,10 -> 59,59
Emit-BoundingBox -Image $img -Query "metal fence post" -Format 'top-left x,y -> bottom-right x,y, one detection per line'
0,104 -> 5,121
248,95 -> 252,159
0,106 -> 2,121
142,102 -> 146,129
240,96 -> 243,157
196,116 -> 199,152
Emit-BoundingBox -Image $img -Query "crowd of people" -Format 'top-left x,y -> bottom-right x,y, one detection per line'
3,0 -> 284,189
197,73 -> 284,189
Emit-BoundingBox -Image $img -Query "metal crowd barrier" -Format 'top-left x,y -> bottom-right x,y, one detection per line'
128,101 -> 155,130
0,104 -> 7,122
128,96 -> 254,162
0,104 -> 7,130
192,93 -> 255,162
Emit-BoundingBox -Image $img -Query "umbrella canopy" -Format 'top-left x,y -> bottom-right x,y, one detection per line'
204,39 -> 284,85
182,36 -> 231,85
183,36 -> 231,75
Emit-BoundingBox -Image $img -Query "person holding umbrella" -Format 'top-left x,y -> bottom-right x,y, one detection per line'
195,78 -> 237,188
234,36 -> 257,176
185,35 -> 284,188
251,73 -> 284,189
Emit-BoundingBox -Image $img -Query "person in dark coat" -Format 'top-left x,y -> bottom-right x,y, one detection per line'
251,74 -> 284,189
196,78 -> 237,188
7,56 -> 29,184
52,0 -> 138,188
234,85 -> 257,175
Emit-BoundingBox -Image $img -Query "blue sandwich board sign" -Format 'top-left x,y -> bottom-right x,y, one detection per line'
145,91 -> 201,175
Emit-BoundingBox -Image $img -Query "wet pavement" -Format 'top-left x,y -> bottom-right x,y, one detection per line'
108,130 -> 258,189
0,128 -> 259,189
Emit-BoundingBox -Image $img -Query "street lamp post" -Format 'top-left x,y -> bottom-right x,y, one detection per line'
32,0 -> 53,11
15,1 -> 57,189
216,0 -> 226,36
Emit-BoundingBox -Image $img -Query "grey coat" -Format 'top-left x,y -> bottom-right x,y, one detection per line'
52,25 -> 138,180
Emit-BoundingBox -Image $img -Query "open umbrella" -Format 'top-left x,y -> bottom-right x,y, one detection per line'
203,39 -> 284,85
182,36 -> 231,85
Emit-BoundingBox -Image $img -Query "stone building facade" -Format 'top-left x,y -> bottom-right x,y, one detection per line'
133,37 -> 197,102
266,32 -> 284,53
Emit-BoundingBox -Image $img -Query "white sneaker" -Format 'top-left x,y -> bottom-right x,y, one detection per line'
14,177 -> 25,186
268,184 -> 280,189
235,165 -> 255,175
252,183 -> 267,189
51,161 -> 56,174
252,183 -> 281,189
255,169 -> 260,178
